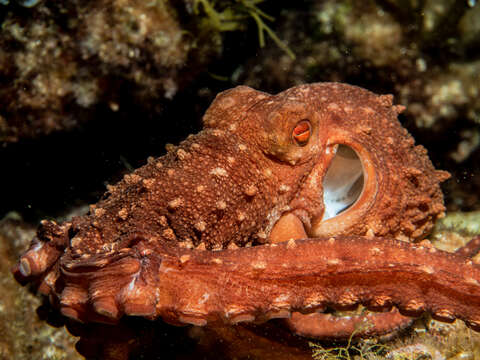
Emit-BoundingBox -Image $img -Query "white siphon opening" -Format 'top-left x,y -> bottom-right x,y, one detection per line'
322,145 -> 364,221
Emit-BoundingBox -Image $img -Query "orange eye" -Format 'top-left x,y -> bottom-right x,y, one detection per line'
292,120 -> 311,146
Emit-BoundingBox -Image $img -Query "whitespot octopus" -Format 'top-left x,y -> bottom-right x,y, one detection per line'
14,83 -> 480,345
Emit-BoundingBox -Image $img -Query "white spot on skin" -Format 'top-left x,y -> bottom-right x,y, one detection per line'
194,221 -> 206,232
419,265 -> 434,274
327,103 -> 340,111
465,277 -> 479,286
198,293 -> 210,305
167,169 -> 175,176
212,243 -> 223,251
196,185 -> 205,192
252,261 -> 267,269
237,211 -> 246,222
278,184 -> 290,193
158,216 -> 168,227
180,255 -> 191,263
257,230 -> 267,239
177,149 -> 189,160
227,242 -> 239,250
327,259 -> 340,265
211,258 -> 222,264
125,174 -> 142,184
70,237 -> 82,248
162,228 -> 176,241
179,239 -> 194,249
244,185 -> 257,196
216,200 -> 227,210
369,247 -> 382,256
227,156 -> 235,165
273,294 -> 290,306
366,228 -> 375,239
118,208 -> 128,220
142,178 -> 155,189
238,144 -> 247,151
210,167 -> 228,177
44,270 -> 59,287
225,305 -> 245,317
95,208 -> 106,217
127,277 -> 137,292
168,197 -> 184,210
219,95 -> 237,109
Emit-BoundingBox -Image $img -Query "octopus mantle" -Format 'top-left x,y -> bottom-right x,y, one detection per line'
13,83 -> 480,336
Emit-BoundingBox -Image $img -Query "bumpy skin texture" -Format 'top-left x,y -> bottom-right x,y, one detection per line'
15,83 -> 480,335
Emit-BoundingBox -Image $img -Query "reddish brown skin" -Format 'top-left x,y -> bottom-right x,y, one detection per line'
14,83 -> 480,342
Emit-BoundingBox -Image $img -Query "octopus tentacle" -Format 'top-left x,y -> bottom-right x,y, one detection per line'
286,310 -> 412,340
151,237 -> 480,330
455,235 -> 480,258
59,253 -> 142,323
269,208 -> 414,339
286,236 -> 480,339
54,239 -> 166,324
284,236 -> 480,339
13,220 -> 70,282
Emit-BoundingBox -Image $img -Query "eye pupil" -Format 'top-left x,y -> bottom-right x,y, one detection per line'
292,120 -> 311,146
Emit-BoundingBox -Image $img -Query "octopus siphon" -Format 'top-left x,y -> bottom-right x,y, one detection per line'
13,83 -> 480,344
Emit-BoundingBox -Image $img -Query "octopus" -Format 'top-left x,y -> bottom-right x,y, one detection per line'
13,83 -> 480,346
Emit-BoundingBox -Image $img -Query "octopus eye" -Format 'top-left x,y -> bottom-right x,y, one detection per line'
292,120 -> 311,146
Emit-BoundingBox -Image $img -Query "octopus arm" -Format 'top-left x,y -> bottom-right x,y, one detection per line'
285,310 -> 412,340
455,235 -> 480,258
155,236 -> 480,330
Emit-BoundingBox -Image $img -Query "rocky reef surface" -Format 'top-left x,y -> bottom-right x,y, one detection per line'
0,0 -> 221,143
